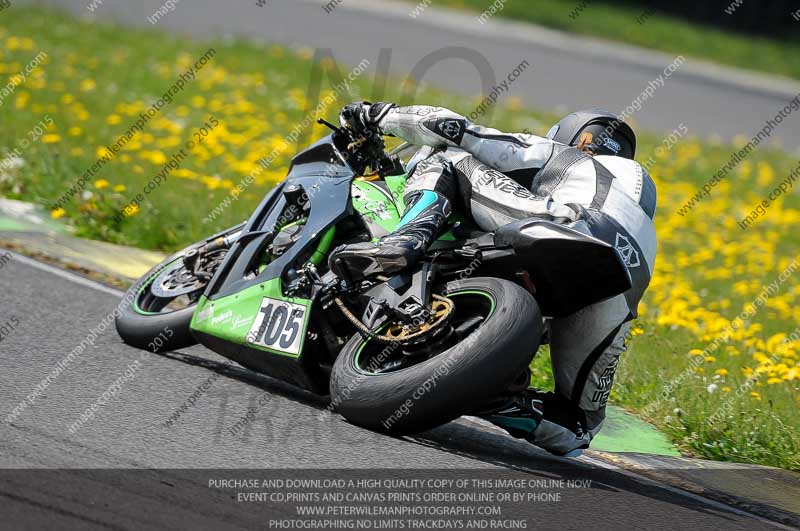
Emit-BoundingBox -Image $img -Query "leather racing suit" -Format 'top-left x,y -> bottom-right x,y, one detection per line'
351,104 -> 657,455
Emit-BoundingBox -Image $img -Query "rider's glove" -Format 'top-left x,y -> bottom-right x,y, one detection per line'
339,101 -> 396,136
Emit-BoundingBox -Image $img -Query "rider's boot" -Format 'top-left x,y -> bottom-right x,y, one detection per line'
329,190 -> 450,282
476,390 -> 589,457
475,389 -> 546,440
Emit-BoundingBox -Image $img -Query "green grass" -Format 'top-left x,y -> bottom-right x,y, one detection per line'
1,6 -> 798,470
0,6 -> 552,250
417,0 -> 800,81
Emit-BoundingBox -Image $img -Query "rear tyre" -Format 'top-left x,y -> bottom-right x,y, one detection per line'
330,277 -> 542,435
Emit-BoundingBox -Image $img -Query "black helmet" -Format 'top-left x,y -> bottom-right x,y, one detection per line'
546,109 -> 636,159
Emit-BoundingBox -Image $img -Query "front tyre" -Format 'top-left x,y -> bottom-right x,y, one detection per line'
330,277 -> 542,435
115,225 -> 239,351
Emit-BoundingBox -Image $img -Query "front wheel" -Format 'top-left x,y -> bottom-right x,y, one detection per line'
115,226 -> 240,351
330,277 -> 542,435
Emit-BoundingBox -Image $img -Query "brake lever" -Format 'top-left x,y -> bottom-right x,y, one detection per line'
317,117 -> 342,133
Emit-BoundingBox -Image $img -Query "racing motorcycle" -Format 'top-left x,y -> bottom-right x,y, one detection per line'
115,116 -> 631,434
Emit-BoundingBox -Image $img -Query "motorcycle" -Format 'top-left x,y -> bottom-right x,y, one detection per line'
115,117 -> 631,434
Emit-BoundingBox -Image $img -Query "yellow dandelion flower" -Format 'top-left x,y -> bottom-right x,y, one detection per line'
715,368 -> 728,376
96,146 -> 114,159
201,175 -> 221,190
94,179 -> 110,190
766,377 -> 782,385
688,349 -> 704,357
172,168 -> 197,179
20,37 -> 36,51
80,78 -> 96,92
5,36 -> 21,50
140,151 -> 167,165
68,126 -> 82,136
704,356 -> 716,363
722,386 -> 732,393
42,134 -> 61,144
113,184 -> 127,192
155,136 -> 181,149
756,162 -> 774,187
122,204 -> 140,217
750,391 -> 761,400
15,91 -> 30,109
51,208 -> 66,219
106,114 -> 122,125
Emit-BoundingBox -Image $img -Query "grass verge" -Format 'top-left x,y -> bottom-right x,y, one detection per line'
1,6 -> 798,469
408,0 -> 800,81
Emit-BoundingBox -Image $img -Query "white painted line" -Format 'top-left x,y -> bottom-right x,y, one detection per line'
2,249 -> 125,298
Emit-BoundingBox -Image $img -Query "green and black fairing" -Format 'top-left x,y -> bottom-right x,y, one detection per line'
189,132 -> 633,394
189,134 -> 412,392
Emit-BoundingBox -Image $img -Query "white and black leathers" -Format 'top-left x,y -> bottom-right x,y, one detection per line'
376,105 -> 658,455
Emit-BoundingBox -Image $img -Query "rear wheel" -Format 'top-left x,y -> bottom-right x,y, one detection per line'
330,277 -> 542,435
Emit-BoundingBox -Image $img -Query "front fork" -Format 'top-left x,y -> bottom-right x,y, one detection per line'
182,225 -> 245,281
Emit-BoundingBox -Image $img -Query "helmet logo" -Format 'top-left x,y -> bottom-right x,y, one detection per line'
615,233 -> 640,268
602,137 -> 622,154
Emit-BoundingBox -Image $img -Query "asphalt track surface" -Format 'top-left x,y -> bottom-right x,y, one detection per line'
0,254 -> 789,530
19,0 -> 800,148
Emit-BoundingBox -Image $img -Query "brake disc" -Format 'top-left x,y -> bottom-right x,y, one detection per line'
385,296 -> 453,343
150,261 -> 206,298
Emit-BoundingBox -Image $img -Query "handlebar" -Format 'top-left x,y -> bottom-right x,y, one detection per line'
316,118 -> 403,177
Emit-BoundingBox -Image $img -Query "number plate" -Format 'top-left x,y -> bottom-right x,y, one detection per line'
245,297 -> 307,355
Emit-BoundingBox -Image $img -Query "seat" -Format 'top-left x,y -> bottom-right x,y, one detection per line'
494,219 -> 631,317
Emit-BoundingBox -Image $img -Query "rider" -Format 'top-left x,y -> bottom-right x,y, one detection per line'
329,102 -> 657,457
